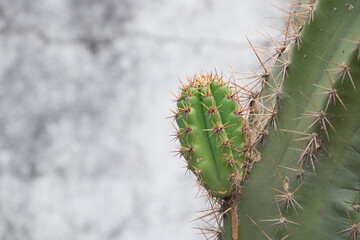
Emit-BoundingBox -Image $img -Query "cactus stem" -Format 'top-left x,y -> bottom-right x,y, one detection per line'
172,0 -> 360,237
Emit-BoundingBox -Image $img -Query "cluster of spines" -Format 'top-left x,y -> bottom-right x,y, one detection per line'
171,73 -> 245,199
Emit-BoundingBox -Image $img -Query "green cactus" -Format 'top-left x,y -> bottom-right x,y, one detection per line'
173,74 -> 245,198
171,0 -> 360,239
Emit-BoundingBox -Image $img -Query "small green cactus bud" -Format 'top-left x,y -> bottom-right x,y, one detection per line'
174,73 -> 245,198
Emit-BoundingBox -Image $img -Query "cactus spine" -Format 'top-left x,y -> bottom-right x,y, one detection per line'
171,0 -> 360,239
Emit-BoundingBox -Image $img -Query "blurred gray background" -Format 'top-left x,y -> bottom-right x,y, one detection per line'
0,0 -> 285,239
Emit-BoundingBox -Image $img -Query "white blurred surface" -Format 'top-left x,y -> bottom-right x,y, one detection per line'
0,0 -> 285,239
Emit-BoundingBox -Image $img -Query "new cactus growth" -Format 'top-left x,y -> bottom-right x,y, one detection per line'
171,0 -> 360,239
174,74 -> 245,198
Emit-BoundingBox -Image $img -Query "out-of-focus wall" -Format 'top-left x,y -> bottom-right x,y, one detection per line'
0,0 -> 285,239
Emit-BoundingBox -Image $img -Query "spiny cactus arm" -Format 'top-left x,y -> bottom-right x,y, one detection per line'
176,86 -> 233,197
236,0 -> 360,239
241,51 -> 360,239
291,54 -> 360,239
174,75 -> 245,198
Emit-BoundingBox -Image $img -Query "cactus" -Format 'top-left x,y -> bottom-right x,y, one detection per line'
171,0 -> 360,239
173,73 -> 245,198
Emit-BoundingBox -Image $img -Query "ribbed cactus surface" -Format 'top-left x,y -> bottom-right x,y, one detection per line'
235,0 -> 360,239
174,74 -> 245,198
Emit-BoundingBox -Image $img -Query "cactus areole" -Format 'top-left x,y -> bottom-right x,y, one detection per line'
171,0 -> 360,239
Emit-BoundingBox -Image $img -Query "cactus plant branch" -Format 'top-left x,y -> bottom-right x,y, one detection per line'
236,0 -> 360,239
172,0 -> 360,239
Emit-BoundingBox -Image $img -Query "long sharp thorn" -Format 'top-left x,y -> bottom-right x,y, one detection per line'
299,91 -> 321,112
246,36 -> 268,76
247,215 -> 272,240
271,157 -> 288,192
